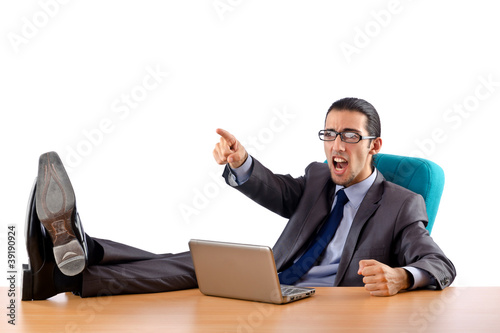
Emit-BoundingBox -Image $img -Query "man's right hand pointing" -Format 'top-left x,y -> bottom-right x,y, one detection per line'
213,128 -> 248,169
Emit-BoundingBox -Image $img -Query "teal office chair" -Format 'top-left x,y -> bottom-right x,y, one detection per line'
373,153 -> 445,234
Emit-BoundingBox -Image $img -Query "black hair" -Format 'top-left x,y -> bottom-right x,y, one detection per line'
325,97 -> 381,138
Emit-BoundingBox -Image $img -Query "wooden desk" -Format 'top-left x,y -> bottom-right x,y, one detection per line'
3,287 -> 499,332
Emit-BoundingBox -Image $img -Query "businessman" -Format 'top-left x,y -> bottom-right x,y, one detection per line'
22,97 -> 455,300
213,97 -> 455,296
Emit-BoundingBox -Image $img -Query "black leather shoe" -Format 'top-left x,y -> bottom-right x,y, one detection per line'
22,182 -> 62,300
35,152 -> 87,276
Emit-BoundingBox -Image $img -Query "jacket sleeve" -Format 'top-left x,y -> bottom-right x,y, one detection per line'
393,194 -> 456,290
222,157 -> 306,219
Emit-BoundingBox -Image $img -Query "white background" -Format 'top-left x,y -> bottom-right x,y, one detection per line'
1,0 -> 499,288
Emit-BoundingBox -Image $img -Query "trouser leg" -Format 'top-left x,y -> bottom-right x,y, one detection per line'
81,238 -> 197,297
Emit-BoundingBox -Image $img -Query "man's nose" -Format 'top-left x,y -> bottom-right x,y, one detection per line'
331,135 -> 345,152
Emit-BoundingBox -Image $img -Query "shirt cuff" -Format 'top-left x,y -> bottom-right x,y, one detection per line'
228,155 -> 253,185
404,266 -> 435,290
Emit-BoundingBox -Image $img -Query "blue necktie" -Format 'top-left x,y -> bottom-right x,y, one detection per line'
278,189 -> 349,285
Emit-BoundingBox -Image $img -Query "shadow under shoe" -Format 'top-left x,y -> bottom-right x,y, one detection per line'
35,151 -> 88,276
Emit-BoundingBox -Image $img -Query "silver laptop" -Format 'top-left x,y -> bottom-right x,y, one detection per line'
188,239 -> 315,304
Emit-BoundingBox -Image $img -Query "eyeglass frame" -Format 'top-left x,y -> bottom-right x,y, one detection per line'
318,129 -> 377,143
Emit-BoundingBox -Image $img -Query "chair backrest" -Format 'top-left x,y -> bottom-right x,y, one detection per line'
373,153 -> 445,234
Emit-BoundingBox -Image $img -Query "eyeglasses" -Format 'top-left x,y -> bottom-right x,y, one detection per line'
318,130 -> 376,143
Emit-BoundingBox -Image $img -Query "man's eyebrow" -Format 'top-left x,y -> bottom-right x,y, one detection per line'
325,127 -> 362,133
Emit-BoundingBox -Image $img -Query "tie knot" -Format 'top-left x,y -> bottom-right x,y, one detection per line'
335,189 -> 349,206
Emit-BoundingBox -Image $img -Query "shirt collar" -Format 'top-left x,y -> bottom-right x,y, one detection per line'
335,169 -> 377,209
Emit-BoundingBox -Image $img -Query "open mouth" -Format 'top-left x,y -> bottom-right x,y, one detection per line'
333,157 -> 348,172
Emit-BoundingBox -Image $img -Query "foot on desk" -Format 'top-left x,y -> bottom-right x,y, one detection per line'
22,178 -> 82,301
35,152 -> 88,276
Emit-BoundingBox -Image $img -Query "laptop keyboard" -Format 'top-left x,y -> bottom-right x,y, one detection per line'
281,286 -> 308,296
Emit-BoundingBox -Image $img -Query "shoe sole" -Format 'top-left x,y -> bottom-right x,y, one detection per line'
36,152 -> 86,276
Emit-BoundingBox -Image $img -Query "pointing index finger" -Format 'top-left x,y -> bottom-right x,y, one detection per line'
216,128 -> 237,148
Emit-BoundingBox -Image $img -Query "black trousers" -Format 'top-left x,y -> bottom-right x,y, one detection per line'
81,237 -> 198,297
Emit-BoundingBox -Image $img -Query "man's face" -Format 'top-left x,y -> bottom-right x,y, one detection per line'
324,109 -> 382,187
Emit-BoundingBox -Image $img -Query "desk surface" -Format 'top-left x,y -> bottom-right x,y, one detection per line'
3,287 -> 499,332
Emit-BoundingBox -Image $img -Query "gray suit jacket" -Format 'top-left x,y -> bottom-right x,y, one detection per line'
223,158 -> 456,289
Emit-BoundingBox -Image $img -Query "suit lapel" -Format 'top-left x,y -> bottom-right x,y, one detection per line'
334,170 -> 385,286
274,167 -> 335,271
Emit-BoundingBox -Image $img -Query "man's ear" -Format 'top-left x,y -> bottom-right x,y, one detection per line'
369,137 -> 382,156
